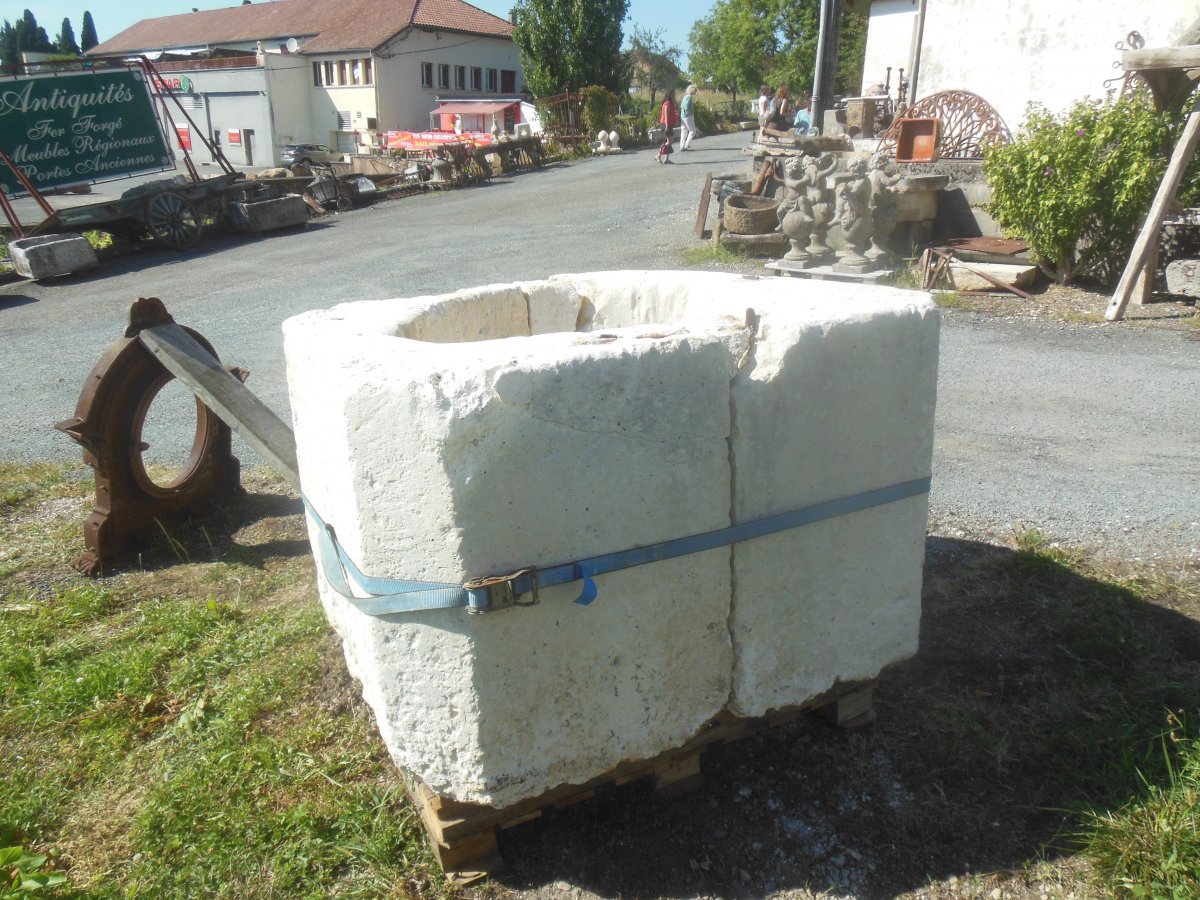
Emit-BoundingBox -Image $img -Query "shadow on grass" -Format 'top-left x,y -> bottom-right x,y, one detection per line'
89,487 -> 309,574
489,536 -> 1200,899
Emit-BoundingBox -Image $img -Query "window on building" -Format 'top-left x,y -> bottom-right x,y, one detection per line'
312,61 -> 323,86
421,61 -> 433,87
324,61 -> 335,85
363,58 -> 373,85
470,66 -> 482,91
486,68 -> 498,92
352,59 -> 364,85
438,63 -> 450,89
454,65 -> 465,90
500,69 -> 516,93
337,109 -> 352,130
338,60 -> 349,84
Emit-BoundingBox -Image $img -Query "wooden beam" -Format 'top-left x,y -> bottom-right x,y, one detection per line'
138,323 -> 301,490
1106,100 -> 1200,321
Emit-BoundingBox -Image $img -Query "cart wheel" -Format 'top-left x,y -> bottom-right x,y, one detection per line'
145,191 -> 203,250
336,194 -> 352,212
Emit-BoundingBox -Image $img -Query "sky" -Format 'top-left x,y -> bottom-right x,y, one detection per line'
15,0 -> 705,65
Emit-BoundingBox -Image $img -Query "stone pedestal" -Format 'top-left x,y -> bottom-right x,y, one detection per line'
9,234 -> 98,280
771,256 -> 819,272
833,257 -> 875,274
283,271 -> 939,809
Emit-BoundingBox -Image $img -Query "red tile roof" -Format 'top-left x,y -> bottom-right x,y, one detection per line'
90,0 -> 512,56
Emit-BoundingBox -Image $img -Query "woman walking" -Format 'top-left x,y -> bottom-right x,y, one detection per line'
655,89 -> 679,164
680,84 -> 699,151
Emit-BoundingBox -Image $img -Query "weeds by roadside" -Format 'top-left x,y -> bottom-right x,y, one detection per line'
1083,724 -> 1199,898
681,244 -> 750,268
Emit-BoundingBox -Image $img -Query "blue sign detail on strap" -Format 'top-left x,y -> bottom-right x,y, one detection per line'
573,566 -> 599,606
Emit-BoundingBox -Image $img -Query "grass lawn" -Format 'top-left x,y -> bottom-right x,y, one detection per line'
2,462 -> 1197,898
1,463 -> 442,898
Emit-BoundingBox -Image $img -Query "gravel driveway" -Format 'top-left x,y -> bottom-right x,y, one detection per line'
2,130 -> 1196,560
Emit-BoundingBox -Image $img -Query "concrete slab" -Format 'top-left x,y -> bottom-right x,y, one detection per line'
765,261 -> 895,284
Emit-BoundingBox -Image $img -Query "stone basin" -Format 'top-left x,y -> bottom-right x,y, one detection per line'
283,270 -> 939,808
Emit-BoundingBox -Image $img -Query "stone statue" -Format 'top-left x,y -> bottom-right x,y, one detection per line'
803,153 -> 838,257
776,156 -> 815,263
866,151 -> 903,260
834,156 -> 873,271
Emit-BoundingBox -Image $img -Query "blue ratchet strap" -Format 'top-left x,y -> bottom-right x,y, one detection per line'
303,476 -> 931,617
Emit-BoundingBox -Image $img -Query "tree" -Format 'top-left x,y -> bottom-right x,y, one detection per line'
687,0 -> 777,104
688,0 -> 868,107
0,23 -> 16,70
0,10 -> 54,72
55,17 -> 80,55
512,0 -> 630,97
19,9 -> 53,52
80,11 -> 98,52
772,0 -> 868,99
627,25 -> 681,106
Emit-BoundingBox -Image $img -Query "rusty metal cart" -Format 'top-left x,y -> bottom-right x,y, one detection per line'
25,173 -> 275,250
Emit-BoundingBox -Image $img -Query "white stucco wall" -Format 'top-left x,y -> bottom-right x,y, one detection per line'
304,54 -> 381,149
860,0 -> 918,97
151,57 -> 311,167
864,0 -> 1200,132
373,30 -> 522,132
262,53 -> 315,153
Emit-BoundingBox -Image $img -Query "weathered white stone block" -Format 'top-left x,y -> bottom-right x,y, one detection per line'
9,233 -> 97,280
229,194 -> 309,232
283,270 -> 939,808
1165,258 -> 1200,297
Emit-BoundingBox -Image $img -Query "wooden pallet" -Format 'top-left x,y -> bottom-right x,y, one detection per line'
406,681 -> 876,884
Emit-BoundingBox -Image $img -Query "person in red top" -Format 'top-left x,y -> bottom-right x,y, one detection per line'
655,89 -> 679,164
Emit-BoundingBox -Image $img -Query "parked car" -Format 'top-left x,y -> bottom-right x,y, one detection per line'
280,143 -> 343,165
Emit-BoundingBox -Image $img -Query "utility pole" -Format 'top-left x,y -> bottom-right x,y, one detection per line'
810,0 -> 843,133
907,0 -> 929,110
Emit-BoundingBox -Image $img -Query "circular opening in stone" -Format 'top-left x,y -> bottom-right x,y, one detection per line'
136,377 -> 203,489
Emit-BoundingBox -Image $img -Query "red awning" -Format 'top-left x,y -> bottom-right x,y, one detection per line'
434,101 -> 518,115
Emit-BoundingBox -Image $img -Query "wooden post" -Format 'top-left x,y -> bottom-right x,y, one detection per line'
1107,99 -> 1200,321
1133,243 -> 1160,306
695,172 -> 714,239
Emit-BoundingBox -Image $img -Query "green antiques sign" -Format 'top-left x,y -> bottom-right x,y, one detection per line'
0,67 -> 173,197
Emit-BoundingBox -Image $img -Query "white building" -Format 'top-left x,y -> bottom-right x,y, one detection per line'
861,0 -> 1200,131
90,0 -> 522,164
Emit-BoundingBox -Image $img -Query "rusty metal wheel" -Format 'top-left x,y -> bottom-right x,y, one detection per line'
56,298 -> 243,574
145,191 -> 203,249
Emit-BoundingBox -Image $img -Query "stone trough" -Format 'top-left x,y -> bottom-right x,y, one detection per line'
283,270 -> 939,811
